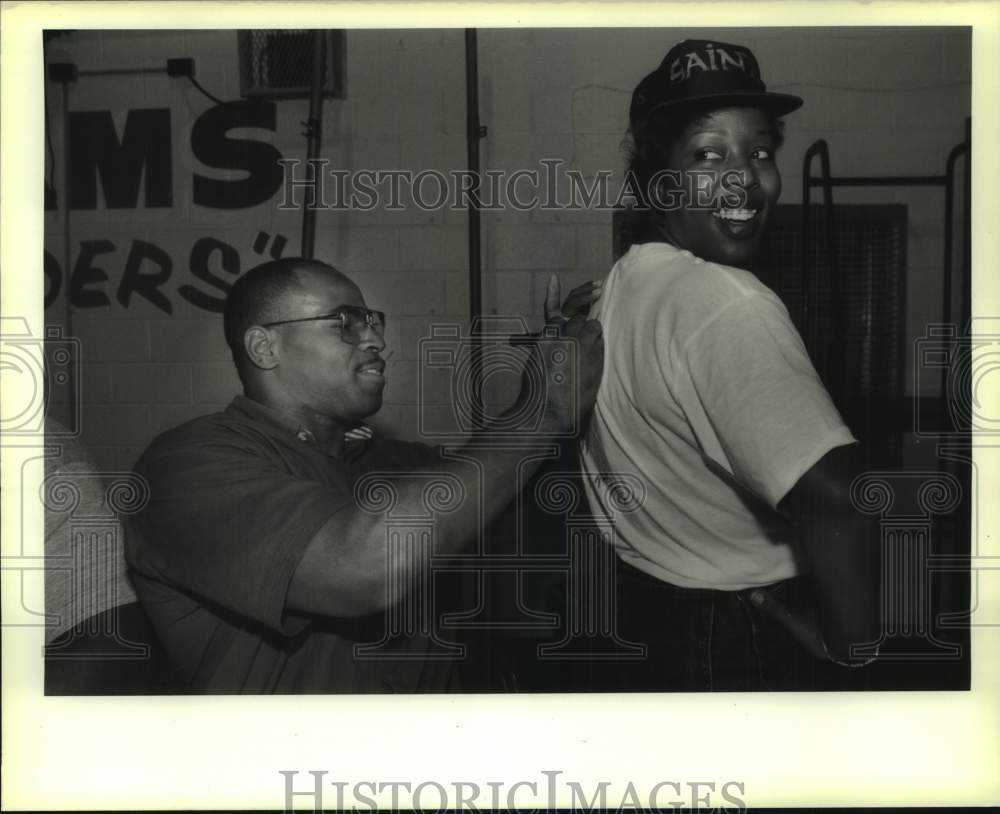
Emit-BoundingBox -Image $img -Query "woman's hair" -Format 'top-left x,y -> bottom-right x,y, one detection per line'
623,102 -> 786,218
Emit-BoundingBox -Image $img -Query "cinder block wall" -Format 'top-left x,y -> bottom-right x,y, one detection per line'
42,27 -> 971,470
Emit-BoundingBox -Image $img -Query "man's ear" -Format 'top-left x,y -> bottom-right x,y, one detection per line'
244,326 -> 280,371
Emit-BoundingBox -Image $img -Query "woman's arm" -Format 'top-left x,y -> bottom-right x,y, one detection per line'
778,443 -> 882,663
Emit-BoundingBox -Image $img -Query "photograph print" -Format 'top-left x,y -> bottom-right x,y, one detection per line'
35,25 -> 975,696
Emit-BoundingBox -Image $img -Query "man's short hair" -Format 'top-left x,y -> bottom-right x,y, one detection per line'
223,257 -> 341,379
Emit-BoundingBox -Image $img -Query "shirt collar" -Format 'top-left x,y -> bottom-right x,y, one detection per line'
229,395 -> 374,459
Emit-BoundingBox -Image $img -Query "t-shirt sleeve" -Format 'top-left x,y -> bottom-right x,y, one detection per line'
126,432 -> 353,635
681,290 -> 857,509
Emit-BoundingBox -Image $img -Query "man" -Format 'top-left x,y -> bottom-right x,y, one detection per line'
124,257 -> 603,693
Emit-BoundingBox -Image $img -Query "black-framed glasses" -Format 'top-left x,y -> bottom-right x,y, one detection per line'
261,305 -> 386,345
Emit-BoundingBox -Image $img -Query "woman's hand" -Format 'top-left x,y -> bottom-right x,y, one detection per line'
748,587 -> 828,661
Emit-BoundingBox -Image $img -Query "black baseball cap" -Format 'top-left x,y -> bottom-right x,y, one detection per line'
630,39 -> 803,126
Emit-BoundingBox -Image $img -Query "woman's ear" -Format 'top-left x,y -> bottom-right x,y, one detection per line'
244,326 -> 280,371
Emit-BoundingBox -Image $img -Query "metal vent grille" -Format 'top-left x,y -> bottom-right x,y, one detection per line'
237,29 -> 345,99
751,204 -> 907,435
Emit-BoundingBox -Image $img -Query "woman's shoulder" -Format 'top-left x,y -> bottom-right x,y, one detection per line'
620,241 -> 775,306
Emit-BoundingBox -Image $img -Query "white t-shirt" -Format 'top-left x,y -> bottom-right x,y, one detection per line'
580,242 -> 856,590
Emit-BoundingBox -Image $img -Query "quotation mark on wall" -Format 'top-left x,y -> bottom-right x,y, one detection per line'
252,232 -> 288,260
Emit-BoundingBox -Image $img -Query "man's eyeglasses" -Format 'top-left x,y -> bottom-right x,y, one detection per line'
261,306 -> 386,345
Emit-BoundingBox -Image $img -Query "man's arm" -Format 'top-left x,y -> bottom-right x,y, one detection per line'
288,313 -> 604,618
778,443 -> 881,663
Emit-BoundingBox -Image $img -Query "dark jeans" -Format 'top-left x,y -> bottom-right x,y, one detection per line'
609,559 -> 842,692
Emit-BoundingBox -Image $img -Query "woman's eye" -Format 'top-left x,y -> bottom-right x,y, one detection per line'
752,148 -> 774,160
695,148 -> 723,161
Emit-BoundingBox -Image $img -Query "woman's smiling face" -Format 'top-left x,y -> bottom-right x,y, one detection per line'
657,106 -> 782,268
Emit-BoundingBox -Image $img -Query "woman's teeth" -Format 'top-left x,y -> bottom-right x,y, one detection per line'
713,208 -> 757,222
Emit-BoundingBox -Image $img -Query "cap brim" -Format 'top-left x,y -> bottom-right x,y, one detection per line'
647,90 -> 804,118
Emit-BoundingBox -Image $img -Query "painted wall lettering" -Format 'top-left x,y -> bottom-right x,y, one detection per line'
191,100 -> 285,209
49,100 -> 287,214
179,237 -> 241,312
118,239 -> 174,314
68,109 -> 173,210
44,232 -> 287,314
46,96 -> 295,313
69,239 -> 115,308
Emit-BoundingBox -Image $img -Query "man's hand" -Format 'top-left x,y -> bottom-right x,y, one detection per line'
538,274 -> 604,434
545,274 -> 603,323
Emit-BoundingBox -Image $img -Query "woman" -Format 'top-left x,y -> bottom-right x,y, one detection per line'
577,40 -> 880,691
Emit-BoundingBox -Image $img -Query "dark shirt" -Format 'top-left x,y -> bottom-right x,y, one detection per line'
125,396 -> 456,693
